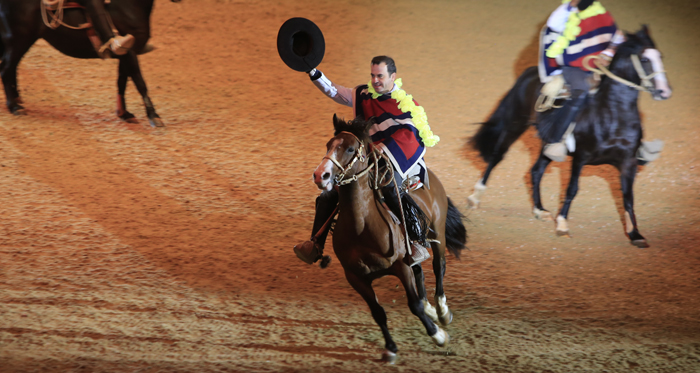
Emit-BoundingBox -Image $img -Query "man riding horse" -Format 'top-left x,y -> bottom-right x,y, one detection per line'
43,0 -> 135,58
294,56 -> 441,267
537,0 -> 625,161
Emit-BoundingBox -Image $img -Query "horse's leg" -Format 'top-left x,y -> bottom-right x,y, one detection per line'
531,151 -> 554,221
431,242 -> 452,326
116,58 -> 137,123
119,51 -> 164,127
395,264 -> 448,347
468,149 -> 504,209
412,265 -> 438,323
620,158 -> 648,248
0,37 -> 36,115
555,156 -> 586,236
343,270 -> 398,363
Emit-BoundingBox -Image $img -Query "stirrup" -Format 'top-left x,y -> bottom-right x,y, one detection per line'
98,34 -> 135,58
405,241 -> 431,266
543,142 -> 568,162
293,240 -> 321,265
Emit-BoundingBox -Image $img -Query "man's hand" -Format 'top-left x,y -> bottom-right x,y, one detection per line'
599,50 -> 614,67
308,68 -> 322,81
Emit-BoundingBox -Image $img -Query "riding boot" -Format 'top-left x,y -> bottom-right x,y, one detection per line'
294,189 -> 338,266
381,185 -> 431,266
85,0 -> 135,58
542,89 -> 587,162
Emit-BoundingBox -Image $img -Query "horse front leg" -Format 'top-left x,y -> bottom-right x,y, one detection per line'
0,37 -> 35,115
395,264 -> 448,348
531,151 -> 554,221
344,270 -> 398,363
412,265 -> 439,324
431,242 -> 452,326
467,154 -> 503,209
116,58 -> 137,123
120,51 -> 164,127
555,156 -> 585,237
620,158 -> 648,248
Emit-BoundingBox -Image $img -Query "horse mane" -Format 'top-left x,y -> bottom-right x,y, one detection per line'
332,114 -> 374,144
615,25 -> 655,59
602,26 -> 655,87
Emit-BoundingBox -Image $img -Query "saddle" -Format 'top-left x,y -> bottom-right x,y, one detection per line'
535,74 -> 601,113
43,0 -> 111,11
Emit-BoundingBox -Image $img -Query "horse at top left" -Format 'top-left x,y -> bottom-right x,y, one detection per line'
0,0 -> 182,127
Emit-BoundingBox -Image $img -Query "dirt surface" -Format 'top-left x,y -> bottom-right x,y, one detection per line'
1,0 -> 699,372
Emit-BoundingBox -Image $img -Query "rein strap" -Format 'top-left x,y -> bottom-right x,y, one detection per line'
583,54 -> 664,93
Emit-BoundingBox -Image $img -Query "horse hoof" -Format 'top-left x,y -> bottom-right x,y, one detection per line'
534,208 -> 553,221
430,328 -> 450,347
438,310 -> 453,326
631,239 -> 649,248
10,104 -> 26,116
149,117 -> 165,128
381,350 -> 397,364
467,195 -> 479,209
556,230 -> 570,237
118,111 -> 137,123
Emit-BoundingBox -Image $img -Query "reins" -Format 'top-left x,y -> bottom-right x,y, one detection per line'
324,131 -> 394,188
41,0 -> 92,30
583,54 -> 664,93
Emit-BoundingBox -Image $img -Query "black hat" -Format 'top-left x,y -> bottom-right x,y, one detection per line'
277,18 -> 325,72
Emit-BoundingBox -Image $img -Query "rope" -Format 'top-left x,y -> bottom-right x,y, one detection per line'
582,54 -> 663,92
41,0 -> 91,30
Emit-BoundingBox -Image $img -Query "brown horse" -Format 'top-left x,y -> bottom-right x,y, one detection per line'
312,115 -> 467,363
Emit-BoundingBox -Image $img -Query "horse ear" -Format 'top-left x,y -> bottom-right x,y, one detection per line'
333,113 -> 341,131
364,117 -> 376,134
642,24 -> 651,37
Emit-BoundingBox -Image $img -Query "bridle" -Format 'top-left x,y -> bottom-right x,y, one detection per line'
583,51 -> 665,93
323,132 -> 369,186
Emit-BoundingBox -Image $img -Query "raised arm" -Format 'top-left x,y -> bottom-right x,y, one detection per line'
308,69 -> 353,107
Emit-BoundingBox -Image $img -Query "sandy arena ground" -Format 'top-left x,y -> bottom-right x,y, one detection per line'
1,0 -> 699,372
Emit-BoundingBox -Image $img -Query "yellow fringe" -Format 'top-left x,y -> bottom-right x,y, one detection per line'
546,1 -> 607,58
366,78 -> 440,147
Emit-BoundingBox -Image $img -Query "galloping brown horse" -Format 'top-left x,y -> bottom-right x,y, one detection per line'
312,115 -> 467,362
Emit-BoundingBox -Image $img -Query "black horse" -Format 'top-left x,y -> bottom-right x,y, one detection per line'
468,26 -> 671,248
0,0 -> 181,127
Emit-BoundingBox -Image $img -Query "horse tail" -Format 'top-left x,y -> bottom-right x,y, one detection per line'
445,198 -> 467,259
469,66 -> 541,163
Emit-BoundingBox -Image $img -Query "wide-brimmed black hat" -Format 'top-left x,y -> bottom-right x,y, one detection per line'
277,18 -> 325,72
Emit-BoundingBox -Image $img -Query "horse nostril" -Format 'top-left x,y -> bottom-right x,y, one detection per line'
322,172 -> 331,181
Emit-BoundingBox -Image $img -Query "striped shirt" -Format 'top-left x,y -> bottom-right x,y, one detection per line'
311,71 -> 427,178
540,7 -> 618,78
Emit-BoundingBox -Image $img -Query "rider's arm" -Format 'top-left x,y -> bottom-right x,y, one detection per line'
601,30 -> 626,62
546,3 -> 573,33
309,69 -> 353,107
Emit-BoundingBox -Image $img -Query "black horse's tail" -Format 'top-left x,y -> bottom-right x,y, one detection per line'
469,66 -> 541,163
445,198 -> 467,259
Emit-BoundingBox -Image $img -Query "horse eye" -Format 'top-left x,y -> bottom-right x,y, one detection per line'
641,58 -> 650,63
347,147 -> 355,153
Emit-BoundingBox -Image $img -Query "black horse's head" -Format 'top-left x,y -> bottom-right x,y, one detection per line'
611,25 -> 672,100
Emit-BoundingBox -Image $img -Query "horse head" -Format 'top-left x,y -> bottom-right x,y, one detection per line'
312,115 -> 373,191
612,25 -> 672,100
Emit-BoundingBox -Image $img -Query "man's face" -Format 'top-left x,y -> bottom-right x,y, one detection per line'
370,62 -> 396,94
